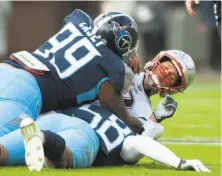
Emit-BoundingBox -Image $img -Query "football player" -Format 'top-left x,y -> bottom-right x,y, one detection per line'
0,9 -> 145,136
0,50 -> 210,172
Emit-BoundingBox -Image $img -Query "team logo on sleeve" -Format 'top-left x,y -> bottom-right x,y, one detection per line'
112,22 -> 132,50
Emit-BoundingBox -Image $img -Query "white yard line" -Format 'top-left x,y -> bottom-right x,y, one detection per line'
171,124 -> 214,129
159,138 -> 221,146
207,166 -> 221,169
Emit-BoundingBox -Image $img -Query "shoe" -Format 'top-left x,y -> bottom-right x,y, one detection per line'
20,118 -> 44,171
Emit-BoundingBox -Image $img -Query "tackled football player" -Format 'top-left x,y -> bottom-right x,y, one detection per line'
0,50 -> 209,172
0,9 -> 145,136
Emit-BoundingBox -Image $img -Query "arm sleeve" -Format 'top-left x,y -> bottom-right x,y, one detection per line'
120,135 -> 181,168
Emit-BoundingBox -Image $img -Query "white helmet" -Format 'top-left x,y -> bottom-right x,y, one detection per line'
144,50 -> 195,96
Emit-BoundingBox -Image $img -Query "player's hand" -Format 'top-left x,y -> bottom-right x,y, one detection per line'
153,95 -> 177,123
137,120 -> 164,139
177,159 -> 211,172
185,0 -> 200,17
128,55 -> 142,74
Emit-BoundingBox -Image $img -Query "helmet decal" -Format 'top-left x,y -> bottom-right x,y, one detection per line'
93,12 -> 139,62
112,21 -> 132,50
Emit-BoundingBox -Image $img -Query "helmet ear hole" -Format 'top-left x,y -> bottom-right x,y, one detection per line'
108,21 -> 111,24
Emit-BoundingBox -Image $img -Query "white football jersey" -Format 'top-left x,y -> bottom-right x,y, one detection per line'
122,73 -> 153,123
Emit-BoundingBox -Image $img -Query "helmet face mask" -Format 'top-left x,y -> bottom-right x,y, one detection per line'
144,50 -> 195,96
93,12 -> 139,63
122,41 -> 139,63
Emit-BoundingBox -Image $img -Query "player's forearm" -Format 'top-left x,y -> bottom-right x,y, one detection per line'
99,81 -> 143,133
124,115 -> 143,133
123,135 -> 181,168
100,94 -> 143,133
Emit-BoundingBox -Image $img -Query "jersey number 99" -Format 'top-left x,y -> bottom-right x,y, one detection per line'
35,23 -> 101,79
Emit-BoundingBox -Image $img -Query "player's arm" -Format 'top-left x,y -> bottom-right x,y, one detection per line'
140,95 -> 178,136
98,81 -> 143,133
128,55 -> 142,74
151,95 -> 177,123
185,0 -> 200,17
121,135 -> 211,172
144,95 -> 178,124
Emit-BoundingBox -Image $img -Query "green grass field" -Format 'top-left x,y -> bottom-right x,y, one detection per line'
1,74 -> 221,176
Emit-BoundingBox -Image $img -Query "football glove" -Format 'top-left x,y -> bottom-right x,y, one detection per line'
177,159 -> 211,172
153,95 -> 177,123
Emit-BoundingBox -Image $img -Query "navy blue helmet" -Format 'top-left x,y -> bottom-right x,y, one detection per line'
93,12 -> 139,63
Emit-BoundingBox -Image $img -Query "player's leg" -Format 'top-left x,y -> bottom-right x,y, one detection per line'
21,113 -> 99,171
0,129 -> 25,165
0,113 -> 53,166
53,121 -> 99,169
0,113 -> 84,167
0,64 -> 42,136
41,114 -> 99,168
0,112 -> 63,167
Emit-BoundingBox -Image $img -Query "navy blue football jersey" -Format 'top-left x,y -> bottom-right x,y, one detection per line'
62,102 -> 133,166
4,9 -> 133,112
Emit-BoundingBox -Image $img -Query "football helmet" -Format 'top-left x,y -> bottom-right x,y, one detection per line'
93,12 -> 139,63
144,50 -> 195,96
